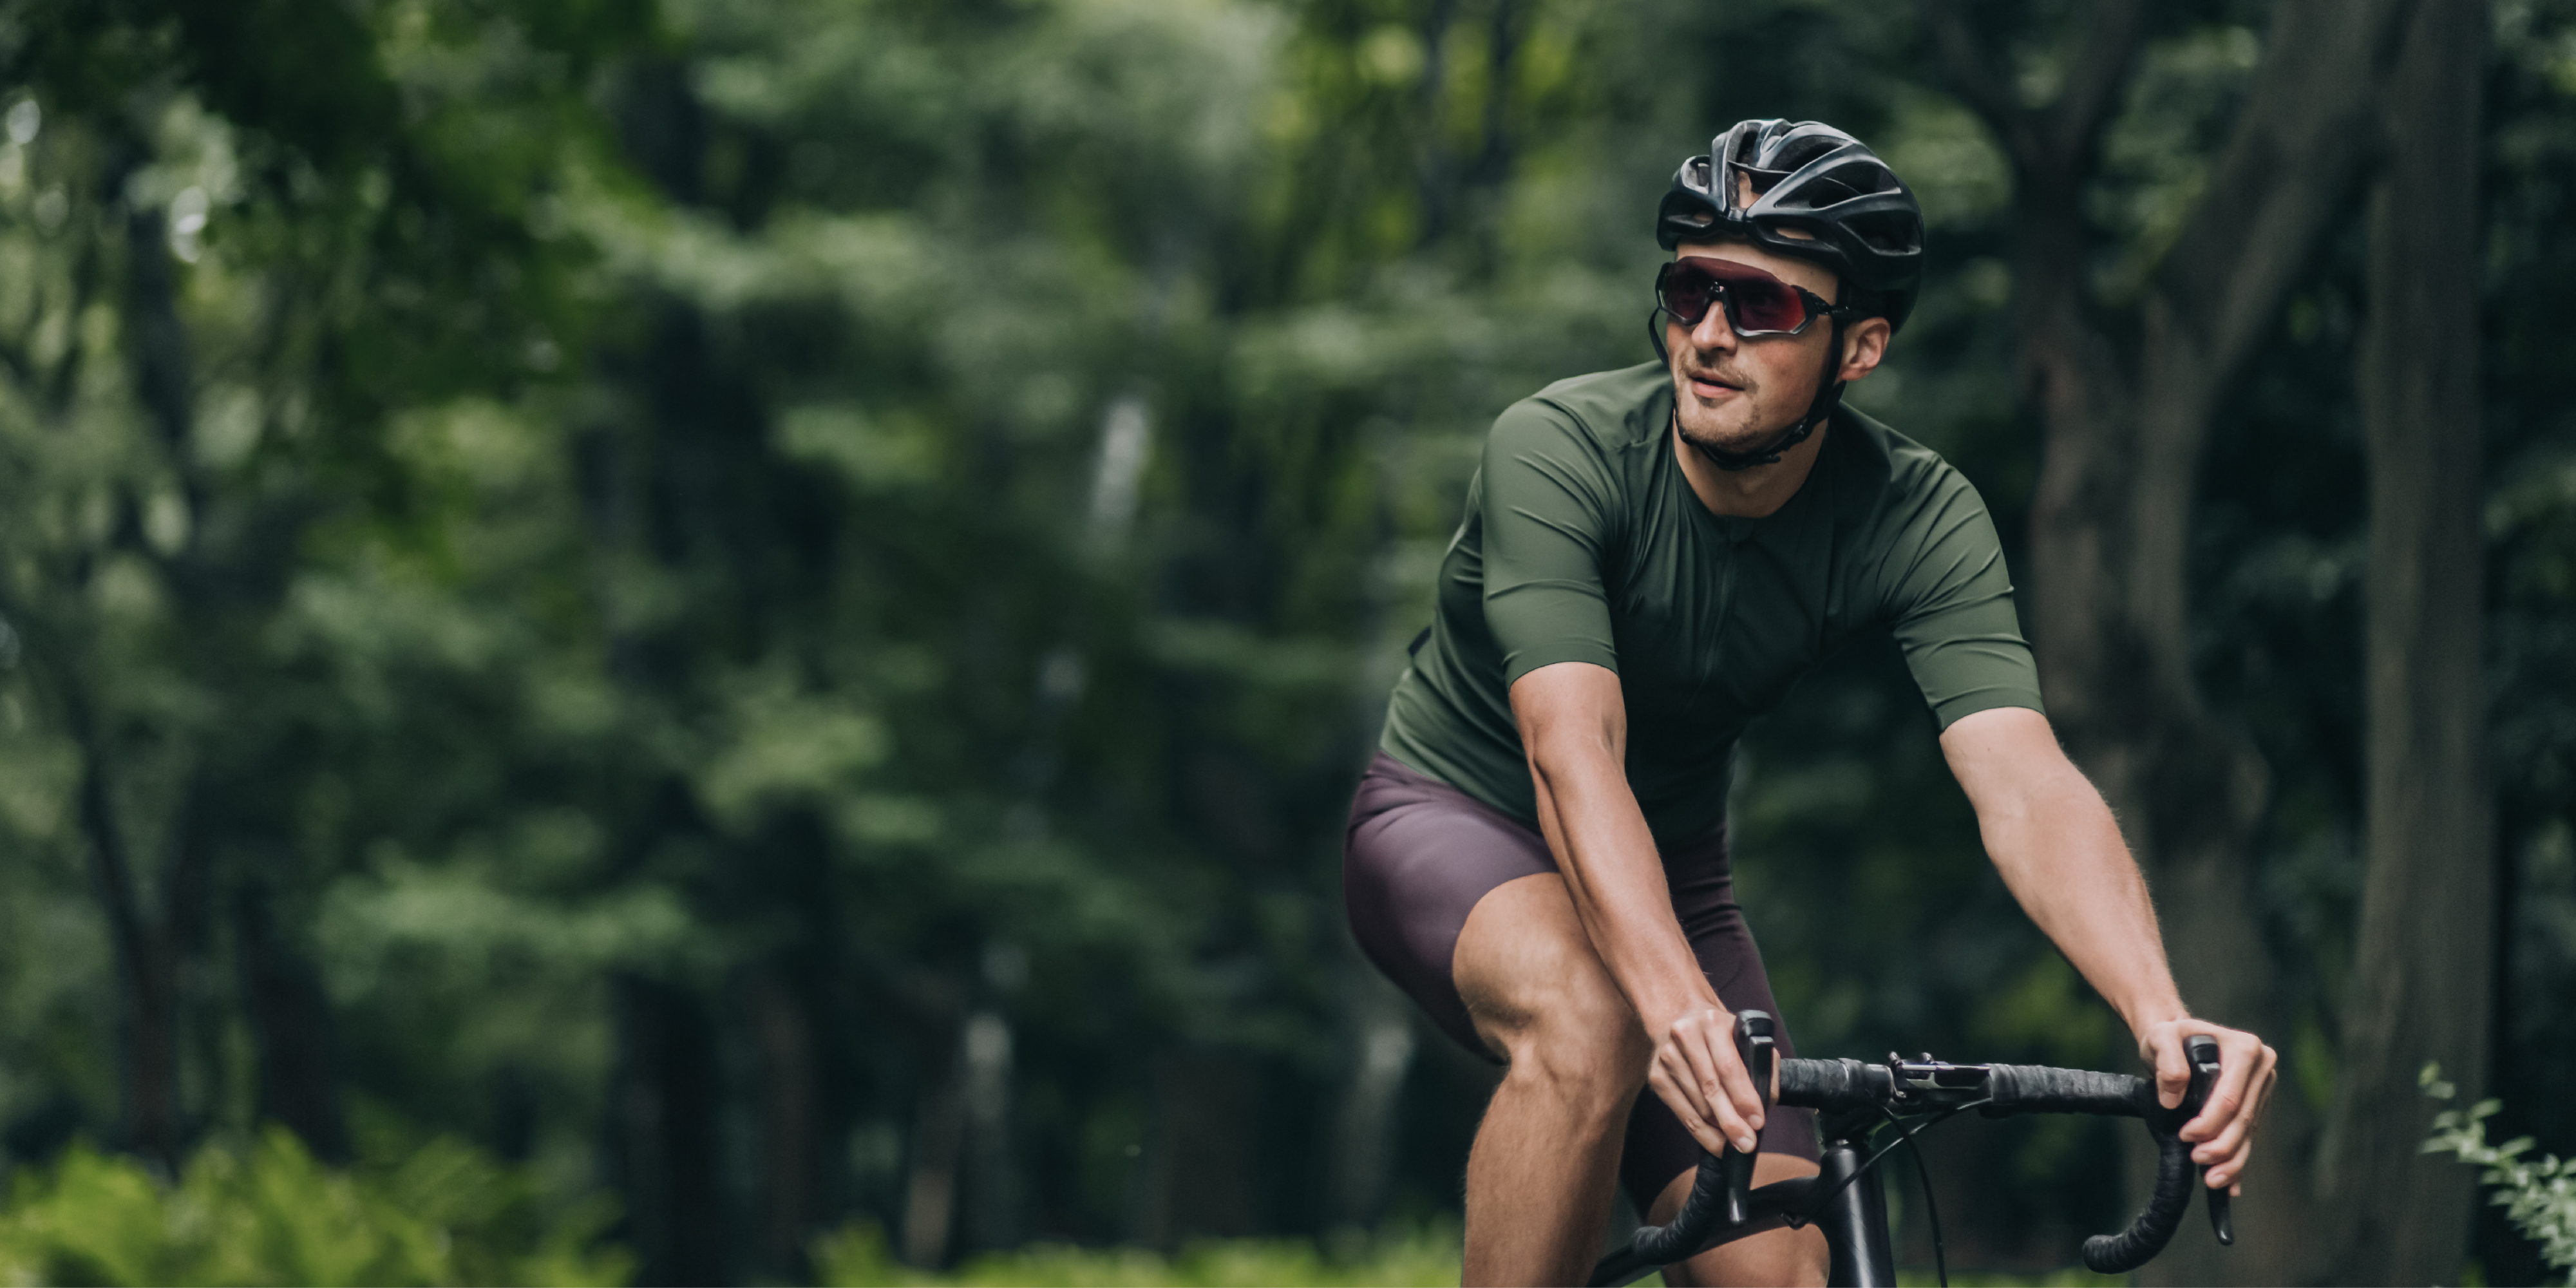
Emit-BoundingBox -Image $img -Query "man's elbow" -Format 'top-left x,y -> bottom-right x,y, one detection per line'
1521,710 -> 1623,782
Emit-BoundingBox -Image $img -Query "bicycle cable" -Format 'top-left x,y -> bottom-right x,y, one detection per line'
1785,1095 -> 1990,1265
1878,1103 -> 1950,1288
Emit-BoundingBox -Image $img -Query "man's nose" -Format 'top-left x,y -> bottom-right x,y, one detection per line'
1689,299 -> 1737,352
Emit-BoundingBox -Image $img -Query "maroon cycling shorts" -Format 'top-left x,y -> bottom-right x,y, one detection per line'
1341,752 -> 1819,1211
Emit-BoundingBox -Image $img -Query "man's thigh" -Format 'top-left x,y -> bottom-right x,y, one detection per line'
1452,871 -> 1642,1064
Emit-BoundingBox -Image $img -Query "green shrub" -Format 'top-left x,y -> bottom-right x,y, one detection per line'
804,1216 -> 2092,1288
814,1226 -> 1473,1288
2422,1063 -> 2576,1284
0,1128 -> 633,1287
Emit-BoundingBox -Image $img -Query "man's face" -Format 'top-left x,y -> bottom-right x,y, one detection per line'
1663,238 -> 1853,457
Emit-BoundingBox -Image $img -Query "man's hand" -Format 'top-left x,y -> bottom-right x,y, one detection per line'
1645,1005 -> 1768,1156
2139,1018 -> 2278,1193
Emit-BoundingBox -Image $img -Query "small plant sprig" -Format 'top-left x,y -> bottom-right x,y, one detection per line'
2421,1061 -> 2576,1283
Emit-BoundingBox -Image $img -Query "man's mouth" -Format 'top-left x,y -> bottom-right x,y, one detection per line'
1685,370 -> 1743,399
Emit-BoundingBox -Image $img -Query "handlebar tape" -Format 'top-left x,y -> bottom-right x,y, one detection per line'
2078,1053 -> 2217,1275
1774,1057 -> 2146,1117
1774,1057 -> 1894,1110
1980,1064 -> 2148,1119
2081,1101 -> 2198,1274
1625,1151 -> 1734,1267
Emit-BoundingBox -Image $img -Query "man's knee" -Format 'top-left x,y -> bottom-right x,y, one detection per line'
1504,1001 -> 1651,1115
1456,873 -> 1651,1110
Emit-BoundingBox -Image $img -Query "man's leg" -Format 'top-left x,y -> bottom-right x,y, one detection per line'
1649,1156 -> 1829,1287
1453,870 -> 1832,1287
1453,871 -> 1651,1287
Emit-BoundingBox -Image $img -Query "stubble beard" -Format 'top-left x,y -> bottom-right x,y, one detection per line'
1669,354 -> 1808,459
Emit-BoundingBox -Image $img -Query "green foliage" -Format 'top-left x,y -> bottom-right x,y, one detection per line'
0,1129 -> 632,1287
2422,1064 -> 2576,1283
1889,1273 -> 2119,1287
804,1226 -> 2092,1288
819,1226 -> 1473,1288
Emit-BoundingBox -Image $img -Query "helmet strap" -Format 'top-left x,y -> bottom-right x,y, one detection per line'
1673,314 -> 1848,473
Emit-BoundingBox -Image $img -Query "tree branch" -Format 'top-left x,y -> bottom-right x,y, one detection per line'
1922,0 -> 2026,155
2151,0 -> 2420,379
2046,0 -> 2154,166
1927,0 -> 2154,178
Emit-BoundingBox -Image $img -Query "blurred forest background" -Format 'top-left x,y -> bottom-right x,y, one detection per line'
0,0 -> 2571,1283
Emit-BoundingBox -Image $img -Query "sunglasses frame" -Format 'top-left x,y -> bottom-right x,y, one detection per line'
1655,256 -> 1849,339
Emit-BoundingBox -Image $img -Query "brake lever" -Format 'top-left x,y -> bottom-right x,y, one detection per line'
1723,1010 -> 1776,1227
2185,1034 -> 2233,1246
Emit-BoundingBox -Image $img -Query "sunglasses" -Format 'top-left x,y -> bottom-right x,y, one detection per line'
1655,256 -> 1846,338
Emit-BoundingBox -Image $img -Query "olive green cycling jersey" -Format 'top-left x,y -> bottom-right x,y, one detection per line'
1378,361 -> 2044,843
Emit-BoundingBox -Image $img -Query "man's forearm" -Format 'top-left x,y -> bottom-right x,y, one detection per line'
1529,743 -> 1718,1030
1986,779 -> 2186,1032
1944,712 -> 2186,1036
1520,703 -> 1716,1031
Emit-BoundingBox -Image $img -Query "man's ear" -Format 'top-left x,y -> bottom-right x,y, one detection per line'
1837,316 -> 1893,383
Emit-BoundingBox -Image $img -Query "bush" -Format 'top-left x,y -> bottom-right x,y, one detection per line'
809,1226 -> 1453,1288
804,1221 -> 2092,1288
0,1128 -> 633,1287
2422,1063 -> 2576,1284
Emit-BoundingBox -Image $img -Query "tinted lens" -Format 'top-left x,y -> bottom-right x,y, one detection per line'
1665,256 -> 1814,335
1723,273 -> 1807,332
1658,262 -> 1718,325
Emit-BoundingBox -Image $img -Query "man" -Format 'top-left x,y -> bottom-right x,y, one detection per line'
1341,119 -> 2281,1286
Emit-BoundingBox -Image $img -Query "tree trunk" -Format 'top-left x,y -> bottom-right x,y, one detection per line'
613,974 -> 729,1287
900,1037 -> 965,1267
1136,1049 -> 1262,1246
750,969 -> 820,1277
70,715 -> 207,1171
2321,1 -> 2494,1282
1326,979 -> 1416,1233
58,176 -> 221,1174
235,881 -> 350,1162
956,1009 -> 1019,1253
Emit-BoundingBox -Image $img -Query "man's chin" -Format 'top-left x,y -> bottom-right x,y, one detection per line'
1674,419 -> 1774,459
1685,440 -> 1777,462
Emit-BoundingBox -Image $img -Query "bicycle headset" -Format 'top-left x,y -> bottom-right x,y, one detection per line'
1653,119 -> 1926,470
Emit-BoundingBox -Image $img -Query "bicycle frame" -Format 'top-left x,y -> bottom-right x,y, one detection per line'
1813,1127 -> 1896,1287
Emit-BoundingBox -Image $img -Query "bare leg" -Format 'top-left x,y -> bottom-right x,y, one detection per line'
1455,873 -> 1653,1287
1650,1154 -> 1828,1287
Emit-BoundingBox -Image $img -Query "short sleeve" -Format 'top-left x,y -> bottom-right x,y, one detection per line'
1480,401 -> 1624,687
1875,471 -> 2046,727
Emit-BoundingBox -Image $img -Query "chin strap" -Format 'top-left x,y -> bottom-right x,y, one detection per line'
1650,308 -> 1848,472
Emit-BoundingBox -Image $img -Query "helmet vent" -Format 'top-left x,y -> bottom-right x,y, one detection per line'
1844,211 -> 1920,254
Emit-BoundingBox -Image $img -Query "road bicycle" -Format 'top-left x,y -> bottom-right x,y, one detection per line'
1589,1013 -> 2236,1287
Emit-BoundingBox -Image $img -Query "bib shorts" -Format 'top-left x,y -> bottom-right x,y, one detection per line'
1341,752 -> 1819,1213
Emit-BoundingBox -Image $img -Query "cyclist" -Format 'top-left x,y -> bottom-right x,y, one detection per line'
1342,119 -> 2281,1287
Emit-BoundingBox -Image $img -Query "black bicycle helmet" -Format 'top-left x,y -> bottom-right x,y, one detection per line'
1651,119 -> 1924,470
1656,118 -> 1924,330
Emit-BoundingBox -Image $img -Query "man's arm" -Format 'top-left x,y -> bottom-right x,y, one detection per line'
1511,661 -> 1768,1157
1939,705 -> 2280,1191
